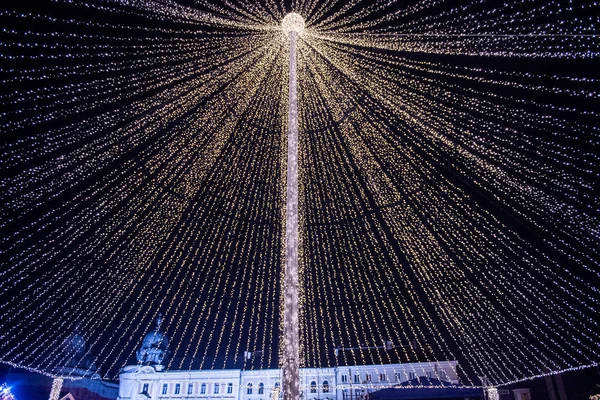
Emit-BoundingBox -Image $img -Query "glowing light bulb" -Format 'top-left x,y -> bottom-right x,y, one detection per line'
282,13 -> 305,36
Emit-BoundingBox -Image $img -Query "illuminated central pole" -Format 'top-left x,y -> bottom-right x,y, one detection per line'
282,12 -> 304,400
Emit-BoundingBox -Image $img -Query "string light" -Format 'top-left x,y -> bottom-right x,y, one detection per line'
1,0 -> 598,388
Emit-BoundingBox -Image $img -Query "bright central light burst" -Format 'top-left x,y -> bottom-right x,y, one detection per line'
282,13 -> 305,35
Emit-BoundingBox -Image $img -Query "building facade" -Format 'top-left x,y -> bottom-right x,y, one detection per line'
119,317 -> 460,400
119,361 -> 460,400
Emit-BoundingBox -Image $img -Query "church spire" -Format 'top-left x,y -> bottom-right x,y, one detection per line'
155,313 -> 163,330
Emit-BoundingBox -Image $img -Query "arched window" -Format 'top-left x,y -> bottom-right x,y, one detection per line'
310,381 -> 317,394
201,383 -> 206,394
247,383 -> 253,395
258,382 -> 264,394
323,380 -> 329,393
274,382 -> 280,390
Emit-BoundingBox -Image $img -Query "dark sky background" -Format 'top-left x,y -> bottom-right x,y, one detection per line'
1,0 -> 599,393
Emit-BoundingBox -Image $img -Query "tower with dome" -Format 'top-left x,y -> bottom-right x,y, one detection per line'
56,328 -> 99,378
135,314 -> 170,370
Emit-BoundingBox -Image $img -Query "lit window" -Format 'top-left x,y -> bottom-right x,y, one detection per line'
175,383 -> 181,394
188,383 -> 194,394
323,381 -> 329,393
214,383 -> 220,394
247,383 -> 253,395
258,383 -> 264,394
310,381 -> 317,394
228,383 -> 233,394
354,374 -> 360,383
162,384 -> 168,394
341,375 -> 348,383
142,383 -> 149,393
201,383 -> 207,394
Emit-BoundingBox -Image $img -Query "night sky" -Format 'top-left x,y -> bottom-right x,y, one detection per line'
1,0 -> 599,389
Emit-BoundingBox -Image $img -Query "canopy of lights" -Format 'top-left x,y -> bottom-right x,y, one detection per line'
1,0 -> 599,387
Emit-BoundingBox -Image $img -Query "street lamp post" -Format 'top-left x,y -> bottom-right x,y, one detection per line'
49,377 -> 64,400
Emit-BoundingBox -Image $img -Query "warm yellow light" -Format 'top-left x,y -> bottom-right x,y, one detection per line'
282,13 -> 305,35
